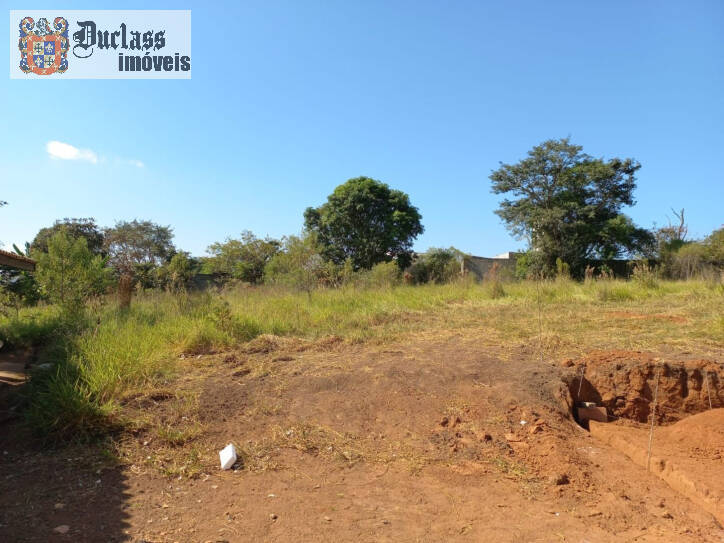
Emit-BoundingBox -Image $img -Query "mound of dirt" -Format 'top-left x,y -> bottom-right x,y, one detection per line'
565,350 -> 722,423
591,409 -> 724,525
660,407 -> 724,455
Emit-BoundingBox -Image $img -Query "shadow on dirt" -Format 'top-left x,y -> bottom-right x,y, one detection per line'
0,370 -> 131,542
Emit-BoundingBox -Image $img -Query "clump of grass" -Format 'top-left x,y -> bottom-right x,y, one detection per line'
632,262 -> 660,289
597,283 -> 636,302
154,447 -> 205,479
156,423 -> 201,447
487,280 -> 506,299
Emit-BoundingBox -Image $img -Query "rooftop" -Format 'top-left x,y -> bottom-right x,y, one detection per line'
0,249 -> 36,271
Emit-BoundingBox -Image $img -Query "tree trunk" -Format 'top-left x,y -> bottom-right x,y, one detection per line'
118,273 -> 134,309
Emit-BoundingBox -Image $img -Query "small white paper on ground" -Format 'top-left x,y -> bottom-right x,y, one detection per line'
219,443 -> 237,470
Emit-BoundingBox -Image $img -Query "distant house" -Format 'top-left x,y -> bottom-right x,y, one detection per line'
492,251 -> 521,260
0,249 -> 35,271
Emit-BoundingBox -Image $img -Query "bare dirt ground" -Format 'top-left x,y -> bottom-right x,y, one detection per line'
0,348 -> 33,387
591,409 -> 724,525
1,332 -> 723,542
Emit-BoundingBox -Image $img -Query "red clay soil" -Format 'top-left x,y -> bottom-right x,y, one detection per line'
1,338 -> 723,542
605,311 -> 688,323
591,409 -> 724,525
564,350 -> 723,423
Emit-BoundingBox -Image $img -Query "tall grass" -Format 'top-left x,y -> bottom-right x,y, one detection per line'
1,278 -> 721,439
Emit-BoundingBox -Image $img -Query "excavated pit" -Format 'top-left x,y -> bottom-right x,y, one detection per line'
561,351 -> 724,525
563,350 -> 722,425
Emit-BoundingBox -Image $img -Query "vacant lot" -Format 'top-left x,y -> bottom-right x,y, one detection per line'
1,280 -> 722,541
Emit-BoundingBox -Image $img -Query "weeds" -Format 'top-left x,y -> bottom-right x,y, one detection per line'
2,278 -> 721,440
156,423 -> 201,447
155,447 -> 204,479
490,455 -> 529,479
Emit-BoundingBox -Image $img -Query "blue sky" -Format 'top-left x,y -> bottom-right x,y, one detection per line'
2,1 -> 723,257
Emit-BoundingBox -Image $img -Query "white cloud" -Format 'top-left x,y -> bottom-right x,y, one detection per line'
46,141 -> 145,168
46,140 -> 98,164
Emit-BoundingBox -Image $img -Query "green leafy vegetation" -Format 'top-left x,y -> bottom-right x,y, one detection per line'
304,176 -> 423,270
34,231 -> 109,318
406,247 -> 462,284
490,138 -> 654,277
203,230 -> 280,284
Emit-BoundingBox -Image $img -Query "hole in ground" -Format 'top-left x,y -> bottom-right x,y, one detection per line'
563,351 -> 723,428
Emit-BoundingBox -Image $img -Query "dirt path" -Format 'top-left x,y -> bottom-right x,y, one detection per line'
0,347 -> 33,386
1,333 -> 722,542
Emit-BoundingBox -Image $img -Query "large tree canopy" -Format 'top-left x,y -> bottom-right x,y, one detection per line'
31,218 -> 105,256
490,139 -> 654,275
104,220 -> 175,306
304,177 -> 423,270
204,231 -> 281,284
104,220 -> 175,274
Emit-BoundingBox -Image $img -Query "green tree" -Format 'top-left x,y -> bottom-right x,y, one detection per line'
407,248 -> 462,284
703,227 -> 724,266
204,231 -> 280,284
304,177 -> 424,270
264,234 -> 336,295
668,226 -> 724,279
653,208 -> 689,276
164,251 -> 198,291
31,218 -> 105,256
34,231 -> 107,315
490,139 -> 654,276
104,220 -> 175,306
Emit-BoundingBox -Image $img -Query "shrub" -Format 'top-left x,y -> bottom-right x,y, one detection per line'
164,252 -> 198,291
350,261 -> 401,289
264,234 -> 332,294
631,261 -> 659,289
407,248 -> 461,284
210,299 -> 262,342
514,250 -> 547,279
487,280 -> 506,299
34,231 -> 109,317
660,227 -> 723,279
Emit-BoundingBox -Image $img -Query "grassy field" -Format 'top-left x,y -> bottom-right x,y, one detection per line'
1,278 -> 722,439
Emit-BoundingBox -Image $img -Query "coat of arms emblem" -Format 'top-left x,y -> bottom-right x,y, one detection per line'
18,17 -> 69,75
